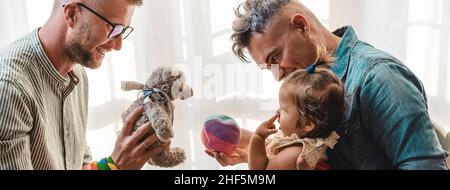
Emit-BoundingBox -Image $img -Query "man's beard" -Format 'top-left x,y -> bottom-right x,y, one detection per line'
64,24 -> 97,69
64,41 -> 93,68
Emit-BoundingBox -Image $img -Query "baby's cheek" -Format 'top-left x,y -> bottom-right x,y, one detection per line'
279,111 -> 287,122
279,117 -> 287,128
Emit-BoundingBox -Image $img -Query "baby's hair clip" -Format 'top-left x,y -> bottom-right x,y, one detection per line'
306,64 -> 317,74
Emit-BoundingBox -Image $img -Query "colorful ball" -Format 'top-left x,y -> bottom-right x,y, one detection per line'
201,114 -> 241,155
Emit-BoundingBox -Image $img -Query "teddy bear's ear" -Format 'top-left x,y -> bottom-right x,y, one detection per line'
171,67 -> 182,77
121,81 -> 145,91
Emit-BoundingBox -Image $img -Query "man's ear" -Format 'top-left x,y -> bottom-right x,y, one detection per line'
63,4 -> 78,28
290,14 -> 311,36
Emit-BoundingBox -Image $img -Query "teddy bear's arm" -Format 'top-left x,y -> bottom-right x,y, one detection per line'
145,104 -> 174,142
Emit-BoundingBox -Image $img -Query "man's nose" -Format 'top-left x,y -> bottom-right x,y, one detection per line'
108,37 -> 123,51
277,64 -> 297,81
270,64 -> 281,81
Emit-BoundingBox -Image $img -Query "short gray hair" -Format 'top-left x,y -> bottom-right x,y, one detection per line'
231,0 -> 291,62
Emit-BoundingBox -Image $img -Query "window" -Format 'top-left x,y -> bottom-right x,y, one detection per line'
406,0 -> 450,130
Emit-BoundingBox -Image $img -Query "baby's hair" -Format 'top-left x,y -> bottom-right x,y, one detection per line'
283,44 -> 345,138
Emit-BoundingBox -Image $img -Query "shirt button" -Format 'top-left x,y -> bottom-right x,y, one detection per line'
65,129 -> 69,136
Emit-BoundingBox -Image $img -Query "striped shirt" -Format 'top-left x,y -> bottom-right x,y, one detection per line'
0,29 -> 92,170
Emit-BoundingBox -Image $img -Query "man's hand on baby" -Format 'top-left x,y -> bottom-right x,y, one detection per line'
255,114 -> 279,139
111,106 -> 170,170
205,148 -> 248,167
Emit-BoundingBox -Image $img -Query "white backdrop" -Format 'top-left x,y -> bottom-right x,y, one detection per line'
0,0 -> 449,170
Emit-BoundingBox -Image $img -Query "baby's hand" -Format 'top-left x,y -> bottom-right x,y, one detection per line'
255,113 -> 279,139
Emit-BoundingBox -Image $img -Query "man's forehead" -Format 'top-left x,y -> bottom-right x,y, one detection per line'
111,6 -> 135,26
248,32 -> 270,64
92,0 -> 135,25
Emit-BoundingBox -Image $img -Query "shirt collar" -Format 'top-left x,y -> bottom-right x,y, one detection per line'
332,26 -> 359,80
32,28 -> 79,88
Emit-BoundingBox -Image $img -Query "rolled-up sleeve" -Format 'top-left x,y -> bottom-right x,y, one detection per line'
0,80 -> 33,170
360,62 -> 448,170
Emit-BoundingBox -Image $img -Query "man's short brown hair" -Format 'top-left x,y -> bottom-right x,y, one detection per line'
231,0 -> 291,62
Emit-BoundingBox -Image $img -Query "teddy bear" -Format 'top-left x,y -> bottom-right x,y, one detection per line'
121,66 -> 193,168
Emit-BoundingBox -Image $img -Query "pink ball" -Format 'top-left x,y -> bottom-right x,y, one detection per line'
201,114 -> 241,155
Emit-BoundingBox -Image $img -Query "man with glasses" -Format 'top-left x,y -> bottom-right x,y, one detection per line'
0,0 -> 168,170
206,0 -> 448,170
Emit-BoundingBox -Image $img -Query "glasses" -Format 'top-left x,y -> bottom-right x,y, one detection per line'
258,63 -> 281,81
63,3 -> 134,40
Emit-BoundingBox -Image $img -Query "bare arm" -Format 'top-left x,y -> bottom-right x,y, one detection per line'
250,132 -> 303,170
249,134 -> 269,170
248,114 -> 279,170
265,145 -> 303,170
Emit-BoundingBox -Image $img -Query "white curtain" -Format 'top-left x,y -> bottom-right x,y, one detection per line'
0,0 -> 29,48
0,0 -> 449,170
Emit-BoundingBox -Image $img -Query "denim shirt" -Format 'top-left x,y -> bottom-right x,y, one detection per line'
328,26 -> 449,170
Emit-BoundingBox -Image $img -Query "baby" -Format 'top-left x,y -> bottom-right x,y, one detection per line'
249,51 -> 346,170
